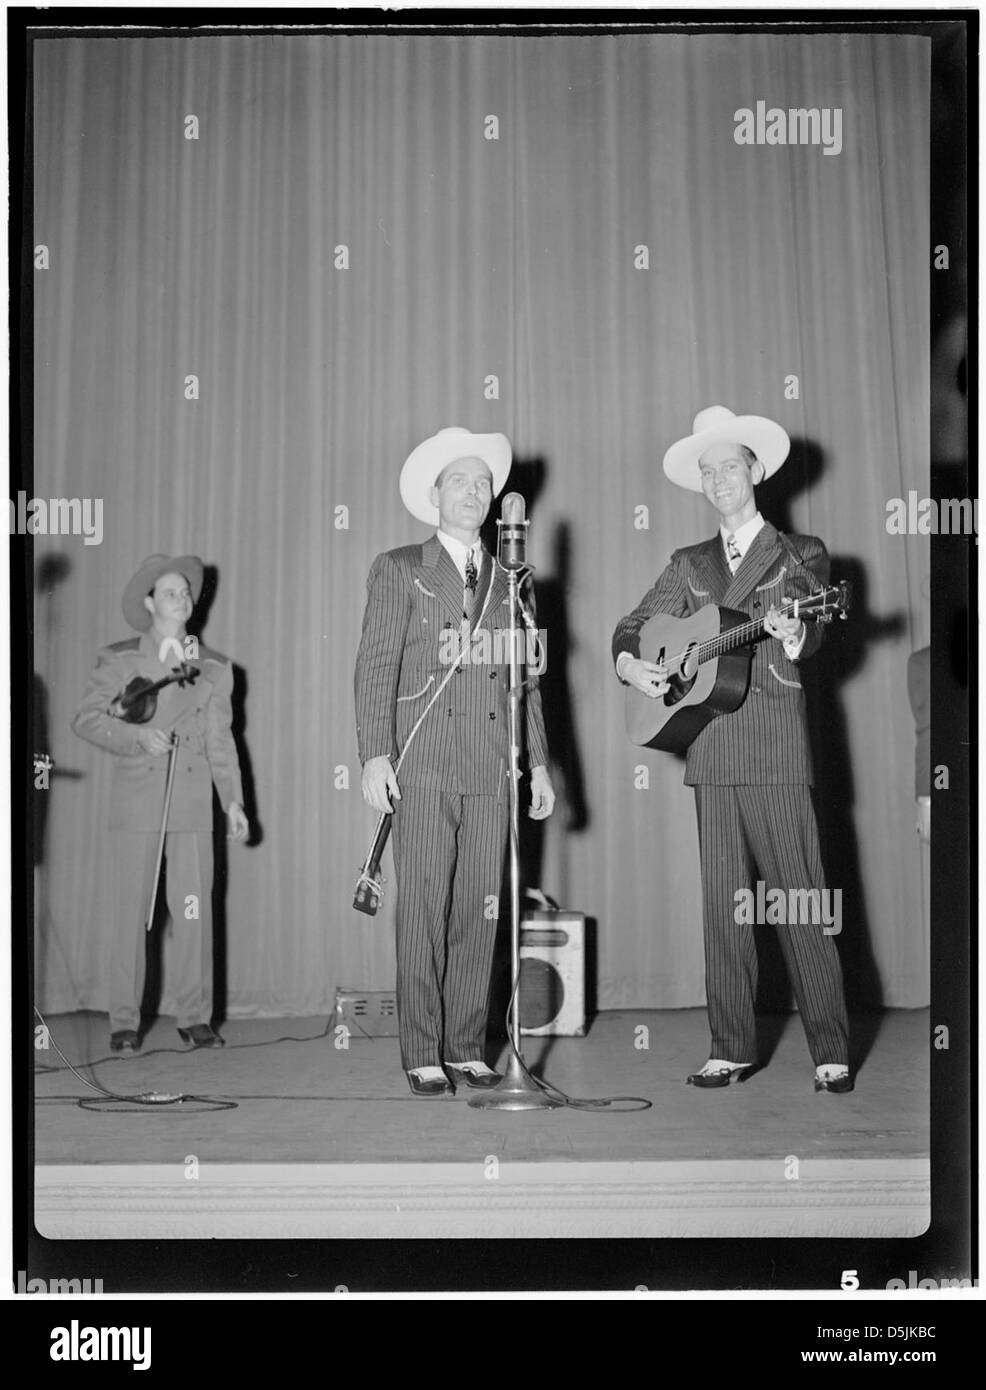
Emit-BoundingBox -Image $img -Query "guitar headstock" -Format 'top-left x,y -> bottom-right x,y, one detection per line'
792,582 -> 852,624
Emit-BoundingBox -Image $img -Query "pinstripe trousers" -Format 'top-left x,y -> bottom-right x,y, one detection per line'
391,785 -> 509,1070
694,785 -> 849,1066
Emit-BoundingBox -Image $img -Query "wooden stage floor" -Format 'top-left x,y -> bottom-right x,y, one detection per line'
35,1008 -> 929,1239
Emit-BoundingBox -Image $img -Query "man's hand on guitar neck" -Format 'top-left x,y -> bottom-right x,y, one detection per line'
764,596 -> 806,655
362,755 -> 402,814
621,656 -> 670,699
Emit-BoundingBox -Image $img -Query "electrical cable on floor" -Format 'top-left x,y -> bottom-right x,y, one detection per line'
39,1093 -> 451,1106
497,974 -> 652,1113
32,1009 -> 381,1076
33,1004 -> 240,1112
35,996 -> 653,1114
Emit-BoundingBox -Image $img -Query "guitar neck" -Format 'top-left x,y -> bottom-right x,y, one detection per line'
697,600 -> 800,665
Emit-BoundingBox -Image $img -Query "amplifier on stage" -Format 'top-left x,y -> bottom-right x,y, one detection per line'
519,893 -> 586,1037
333,987 -> 399,1038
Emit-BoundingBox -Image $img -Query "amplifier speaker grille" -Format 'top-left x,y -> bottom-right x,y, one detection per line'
519,912 -> 586,1036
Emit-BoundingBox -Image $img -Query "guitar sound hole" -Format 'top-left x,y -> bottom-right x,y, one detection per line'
662,642 -> 699,705
665,670 -> 696,707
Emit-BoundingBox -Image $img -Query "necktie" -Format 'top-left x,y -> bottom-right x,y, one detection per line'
725,534 -> 742,574
464,548 -> 479,618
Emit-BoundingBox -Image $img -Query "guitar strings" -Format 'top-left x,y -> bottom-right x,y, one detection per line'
660,592 -> 834,672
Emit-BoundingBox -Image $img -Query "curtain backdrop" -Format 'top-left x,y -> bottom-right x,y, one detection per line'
32,32 -> 930,1019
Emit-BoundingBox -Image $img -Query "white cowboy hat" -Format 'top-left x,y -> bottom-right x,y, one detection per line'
399,426 -> 511,526
662,406 -> 790,492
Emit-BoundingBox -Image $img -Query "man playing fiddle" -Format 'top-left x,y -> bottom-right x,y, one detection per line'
72,554 -> 247,1053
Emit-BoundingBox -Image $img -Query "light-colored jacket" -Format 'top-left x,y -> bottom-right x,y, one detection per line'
72,631 -> 244,831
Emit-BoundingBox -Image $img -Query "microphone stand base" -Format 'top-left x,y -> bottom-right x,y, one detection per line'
466,1052 -> 564,1111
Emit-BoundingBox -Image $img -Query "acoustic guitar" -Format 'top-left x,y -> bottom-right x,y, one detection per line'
624,582 -> 851,753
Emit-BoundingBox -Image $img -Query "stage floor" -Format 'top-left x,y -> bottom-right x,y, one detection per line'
35,1008 -> 929,1239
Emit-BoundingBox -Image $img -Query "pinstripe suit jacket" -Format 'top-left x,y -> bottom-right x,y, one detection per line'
355,535 -> 549,795
612,521 -> 828,786
72,632 -> 244,831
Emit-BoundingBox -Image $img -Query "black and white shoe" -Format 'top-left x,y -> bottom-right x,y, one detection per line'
686,1058 -> 757,1088
446,1061 -> 502,1090
406,1066 -> 455,1097
814,1064 -> 853,1093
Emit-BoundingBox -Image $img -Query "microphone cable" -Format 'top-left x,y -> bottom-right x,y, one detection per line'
33,1005 -> 238,1112
496,972 -> 652,1113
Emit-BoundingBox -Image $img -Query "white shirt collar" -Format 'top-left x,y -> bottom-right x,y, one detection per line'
719,511 -> 765,557
436,530 -> 482,581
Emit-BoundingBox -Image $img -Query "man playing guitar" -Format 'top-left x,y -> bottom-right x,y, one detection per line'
612,407 -> 851,1094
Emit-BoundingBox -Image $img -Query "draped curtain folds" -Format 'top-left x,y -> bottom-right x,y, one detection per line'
33,33 -> 929,1019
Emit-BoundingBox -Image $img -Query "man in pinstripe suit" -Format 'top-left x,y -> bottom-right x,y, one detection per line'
613,407 -> 851,1093
355,427 -> 555,1097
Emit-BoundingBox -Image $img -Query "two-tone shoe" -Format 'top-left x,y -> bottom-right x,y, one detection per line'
814,1066 -> 854,1094
686,1059 -> 758,1088
446,1061 -> 502,1090
406,1066 -> 455,1097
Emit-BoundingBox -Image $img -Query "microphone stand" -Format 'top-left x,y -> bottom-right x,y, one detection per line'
469,533 -> 561,1113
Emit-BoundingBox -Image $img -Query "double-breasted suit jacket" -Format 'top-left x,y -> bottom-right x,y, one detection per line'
72,632 -> 244,830
355,533 -> 550,1071
612,521 -> 829,785
355,534 -> 549,790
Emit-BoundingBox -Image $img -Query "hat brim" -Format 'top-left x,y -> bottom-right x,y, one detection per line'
663,415 -> 790,492
400,432 -> 511,526
122,554 -> 205,631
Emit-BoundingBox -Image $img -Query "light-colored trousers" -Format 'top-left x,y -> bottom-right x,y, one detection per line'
108,830 -> 214,1033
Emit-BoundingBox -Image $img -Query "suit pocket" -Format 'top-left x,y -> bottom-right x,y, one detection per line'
756,566 -> 787,593
397,675 -> 435,703
768,662 -> 802,690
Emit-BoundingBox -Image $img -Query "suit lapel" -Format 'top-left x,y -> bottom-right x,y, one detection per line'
469,549 -> 496,632
419,535 -> 466,624
690,537 -> 733,602
722,520 -> 784,608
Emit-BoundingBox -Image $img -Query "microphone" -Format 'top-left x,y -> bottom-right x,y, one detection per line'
497,492 -> 529,571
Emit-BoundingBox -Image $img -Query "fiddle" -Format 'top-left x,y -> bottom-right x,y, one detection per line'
108,662 -> 200,724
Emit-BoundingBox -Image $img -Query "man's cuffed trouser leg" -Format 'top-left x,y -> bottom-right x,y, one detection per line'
392,785 -> 508,1071
694,785 -> 849,1069
735,786 -> 849,1067
694,786 -> 759,1064
108,832 -> 157,1033
443,793 -> 509,1064
163,831 -> 215,1029
393,786 -> 457,1070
